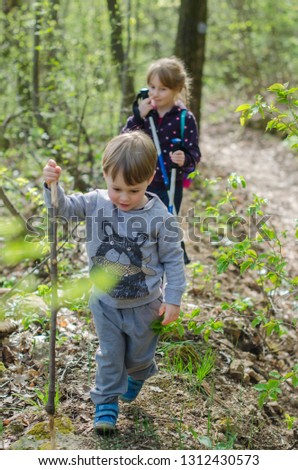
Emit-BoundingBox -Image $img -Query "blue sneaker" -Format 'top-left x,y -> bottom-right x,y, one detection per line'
94,403 -> 119,432
120,376 -> 144,403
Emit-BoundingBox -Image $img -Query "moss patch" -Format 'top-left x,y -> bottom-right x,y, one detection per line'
27,416 -> 74,440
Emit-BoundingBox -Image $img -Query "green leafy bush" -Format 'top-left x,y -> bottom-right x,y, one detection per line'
236,83 -> 298,151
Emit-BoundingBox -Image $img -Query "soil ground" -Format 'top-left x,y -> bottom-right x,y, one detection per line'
1,114 -> 298,450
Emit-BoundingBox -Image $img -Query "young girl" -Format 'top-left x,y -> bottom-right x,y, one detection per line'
122,57 -> 201,263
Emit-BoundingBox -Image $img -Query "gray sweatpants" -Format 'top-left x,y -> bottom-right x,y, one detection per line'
89,294 -> 162,405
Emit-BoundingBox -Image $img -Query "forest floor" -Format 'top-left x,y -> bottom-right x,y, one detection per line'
1,112 -> 298,451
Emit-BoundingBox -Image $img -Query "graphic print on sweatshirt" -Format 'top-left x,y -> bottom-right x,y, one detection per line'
90,222 -> 156,299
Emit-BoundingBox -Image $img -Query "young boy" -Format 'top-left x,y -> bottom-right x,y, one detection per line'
43,131 -> 186,432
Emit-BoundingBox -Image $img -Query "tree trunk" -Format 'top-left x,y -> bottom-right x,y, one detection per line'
106,0 -> 135,124
50,0 -> 59,23
174,0 -> 208,133
47,0 -> 60,67
32,3 -> 49,134
44,1 -> 62,103
2,0 -> 20,14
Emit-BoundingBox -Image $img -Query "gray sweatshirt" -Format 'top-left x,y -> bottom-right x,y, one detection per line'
44,185 -> 186,308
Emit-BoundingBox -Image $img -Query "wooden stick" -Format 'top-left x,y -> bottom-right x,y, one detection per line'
50,181 -> 58,210
45,182 -> 59,448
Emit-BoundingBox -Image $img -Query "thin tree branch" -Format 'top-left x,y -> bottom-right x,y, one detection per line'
0,186 -> 27,229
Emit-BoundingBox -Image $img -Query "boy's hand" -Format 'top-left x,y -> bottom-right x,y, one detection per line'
43,159 -> 61,185
159,303 -> 180,325
170,150 -> 185,167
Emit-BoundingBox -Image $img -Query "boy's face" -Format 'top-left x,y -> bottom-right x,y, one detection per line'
104,171 -> 154,211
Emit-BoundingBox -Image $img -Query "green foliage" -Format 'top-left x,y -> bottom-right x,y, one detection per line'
161,341 -> 200,375
210,177 -> 292,300
154,311 -> 217,382
1,238 -> 44,266
254,366 -> 298,408
251,311 -> 288,337
14,383 -> 60,411
227,173 -> 247,190
284,413 -> 297,430
196,348 -> 216,386
188,316 -> 224,343
35,384 -> 60,411
190,430 -> 237,450
21,310 -> 49,332
205,0 -> 298,96
0,169 -> 46,283
221,296 -> 254,313
160,339 -> 216,387
151,311 -> 185,338
236,83 -> 298,150
61,270 -> 118,304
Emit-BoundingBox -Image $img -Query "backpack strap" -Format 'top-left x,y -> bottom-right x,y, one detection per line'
180,109 -> 193,185
180,109 -> 187,144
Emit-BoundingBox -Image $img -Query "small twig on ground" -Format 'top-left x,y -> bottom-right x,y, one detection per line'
60,353 -> 85,382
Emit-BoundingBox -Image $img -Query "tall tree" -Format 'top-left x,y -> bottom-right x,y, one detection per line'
2,0 -> 20,14
106,0 -> 135,124
174,0 -> 207,132
32,2 -> 48,134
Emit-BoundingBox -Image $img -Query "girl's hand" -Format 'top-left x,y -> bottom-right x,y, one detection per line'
170,150 -> 185,167
158,303 -> 180,325
43,159 -> 61,185
139,98 -> 155,118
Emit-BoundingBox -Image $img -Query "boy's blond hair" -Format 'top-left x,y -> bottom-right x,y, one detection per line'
146,56 -> 191,106
102,131 -> 157,185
